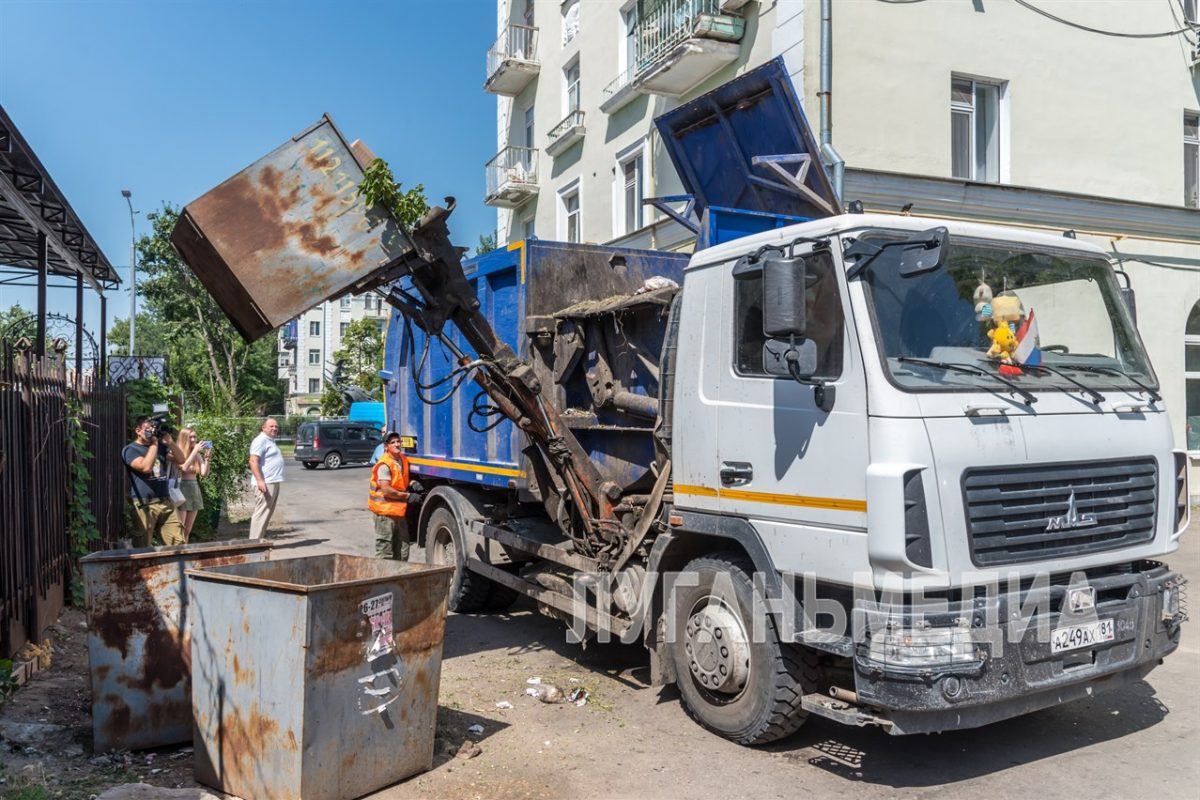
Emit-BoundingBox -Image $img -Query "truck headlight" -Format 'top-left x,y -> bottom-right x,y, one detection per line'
866,622 -> 980,667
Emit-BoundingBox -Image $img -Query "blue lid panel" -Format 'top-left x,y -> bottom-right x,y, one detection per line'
654,57 -> 839,221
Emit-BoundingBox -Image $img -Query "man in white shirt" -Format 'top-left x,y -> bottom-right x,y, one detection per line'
248,417 -> 284,539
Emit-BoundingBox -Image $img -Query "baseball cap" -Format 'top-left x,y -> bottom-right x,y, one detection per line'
384,431 -> 403,444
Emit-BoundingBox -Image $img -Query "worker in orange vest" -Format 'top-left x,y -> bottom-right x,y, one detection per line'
369,432 -> 414,560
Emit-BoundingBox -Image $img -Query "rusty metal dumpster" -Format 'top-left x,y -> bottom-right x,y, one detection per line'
187,554 -> 453,800
80,539 -> 273,753
170,114 -> 416,342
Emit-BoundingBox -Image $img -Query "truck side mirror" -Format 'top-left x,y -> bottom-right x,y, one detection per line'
762,255 -> 807,339
898,227 -> 949,277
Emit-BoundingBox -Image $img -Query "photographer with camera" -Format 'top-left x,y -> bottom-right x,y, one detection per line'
122,415 -> 186,547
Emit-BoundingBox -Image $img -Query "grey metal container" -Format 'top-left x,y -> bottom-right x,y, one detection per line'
187,554 -> 453,800
170,114 -> 415,342
80,539 -> 273,753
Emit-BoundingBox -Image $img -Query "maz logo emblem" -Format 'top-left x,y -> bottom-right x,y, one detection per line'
1045,491 -> 1098,531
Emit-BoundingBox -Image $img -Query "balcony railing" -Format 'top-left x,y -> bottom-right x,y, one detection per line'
485,146 -> 539,208
601,65 -> 640,113
485,24 -> 540,95
546,110 -> 585,157
623,0 -> 744,98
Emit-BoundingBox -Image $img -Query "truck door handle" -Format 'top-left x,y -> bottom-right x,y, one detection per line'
720,462 -> 753,486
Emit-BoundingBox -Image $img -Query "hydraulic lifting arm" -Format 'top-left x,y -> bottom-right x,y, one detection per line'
383,202 -> 629,561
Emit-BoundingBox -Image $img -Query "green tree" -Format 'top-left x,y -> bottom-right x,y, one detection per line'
333,317 -> 385,395
476,232 -> 498,256
134,205 -> 284,415
0,305 -> 35,341
107,312 -> 172,358
320,384 -> 347,417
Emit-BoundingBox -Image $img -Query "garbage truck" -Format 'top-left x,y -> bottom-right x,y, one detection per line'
172,58 -> 1188,744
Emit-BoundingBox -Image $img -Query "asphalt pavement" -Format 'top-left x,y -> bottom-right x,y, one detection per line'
269,460 -> 1200,800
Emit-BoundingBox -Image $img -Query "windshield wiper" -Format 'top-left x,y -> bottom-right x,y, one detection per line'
1024,364 -> 1104,405
1051,364 -> 1161,403
897,357 -> 1036,406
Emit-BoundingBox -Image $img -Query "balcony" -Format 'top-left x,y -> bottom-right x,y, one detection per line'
485,25 -> 540,96
485,146 -> 539,208
604,0 -> 744,104
546,110 -> 585,157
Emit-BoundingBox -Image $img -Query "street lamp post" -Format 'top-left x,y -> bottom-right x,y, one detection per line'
121,189 -> 136,357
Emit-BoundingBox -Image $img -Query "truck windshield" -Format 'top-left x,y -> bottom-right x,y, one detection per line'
857,231 -> 1157,396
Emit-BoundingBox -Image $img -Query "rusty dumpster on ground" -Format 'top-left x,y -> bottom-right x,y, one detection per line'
170,114 -> 416,342
187,554 -> 453,800
80,539 -> 273,753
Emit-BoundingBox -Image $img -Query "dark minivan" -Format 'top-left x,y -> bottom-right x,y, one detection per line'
294,421 -> 382,469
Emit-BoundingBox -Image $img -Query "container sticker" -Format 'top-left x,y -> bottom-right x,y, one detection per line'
357,667 -> 403,715
360,592 -> 395,660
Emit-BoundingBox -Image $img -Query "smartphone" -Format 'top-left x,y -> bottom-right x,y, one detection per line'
200,440 -> 213,450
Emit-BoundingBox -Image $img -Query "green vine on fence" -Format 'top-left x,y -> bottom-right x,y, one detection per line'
65,395 -> 99,607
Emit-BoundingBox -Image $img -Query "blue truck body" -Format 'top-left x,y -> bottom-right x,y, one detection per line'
383,239 -> 690,489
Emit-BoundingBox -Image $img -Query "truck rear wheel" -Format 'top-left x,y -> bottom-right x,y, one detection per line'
668,553 -> 817,745
423,506 -> 495,613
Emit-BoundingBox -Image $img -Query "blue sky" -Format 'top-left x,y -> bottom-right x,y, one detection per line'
0,0 -> 499,348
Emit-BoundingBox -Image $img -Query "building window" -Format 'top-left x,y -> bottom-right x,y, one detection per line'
523,215 -> 536,240
523,104 -> 536,149
559,182 -> 581,243
562,0 -> 579,45
376,319 -> 385,333
615,140 -> 646,236
1185,0 -> 1198,25
621,1 -> 639,74
309,378 -> 320,394
340,296 -> 352,309
951,76 -> 1004,183
308,349 -> 321,365
564,59 -> 581,115
309,320 -> 321,336
340,322 -> 349,338
1186,112 -> 1199,209
1187,301 -> 1200,451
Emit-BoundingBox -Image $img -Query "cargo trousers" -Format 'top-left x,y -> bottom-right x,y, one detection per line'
374,514 -> 410,561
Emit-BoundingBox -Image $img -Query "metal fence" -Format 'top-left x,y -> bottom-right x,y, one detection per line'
0,343 -> 125,656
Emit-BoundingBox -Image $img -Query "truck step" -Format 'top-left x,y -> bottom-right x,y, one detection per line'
800,693 -> 893,731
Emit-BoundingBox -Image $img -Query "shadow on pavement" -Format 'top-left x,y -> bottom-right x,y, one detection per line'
442,597 -> 649,691
431,706 -> 512,767
765,679 -> 1169,787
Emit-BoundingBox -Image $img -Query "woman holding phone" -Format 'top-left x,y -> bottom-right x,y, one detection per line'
177,427 -> 212,541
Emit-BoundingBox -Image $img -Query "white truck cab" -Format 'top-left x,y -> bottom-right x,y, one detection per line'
665,212 -> 1189,735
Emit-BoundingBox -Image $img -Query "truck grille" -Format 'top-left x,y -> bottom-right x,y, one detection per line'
962,458 -> 1158,567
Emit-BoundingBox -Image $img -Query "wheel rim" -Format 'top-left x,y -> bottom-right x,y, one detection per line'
684,596 -> 751,696
430,526 -> 456,567
326,453 -> 340,468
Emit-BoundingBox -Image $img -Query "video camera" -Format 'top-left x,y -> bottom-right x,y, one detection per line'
146,415 -> 175,440
146,404 -> 175,441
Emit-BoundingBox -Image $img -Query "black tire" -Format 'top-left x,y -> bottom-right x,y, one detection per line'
668,553 -> 818,745
323,451 -> 342,470
423,507 -> 492,613
302,462 -> 319,470
485,567 -> 521,612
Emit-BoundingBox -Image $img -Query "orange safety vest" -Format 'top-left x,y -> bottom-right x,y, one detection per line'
368,452 -> 410,518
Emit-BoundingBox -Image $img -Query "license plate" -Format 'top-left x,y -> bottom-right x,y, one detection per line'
1051,618 -> 1114,654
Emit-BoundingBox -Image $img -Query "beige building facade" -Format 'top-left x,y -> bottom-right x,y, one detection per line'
486,0 -> 1200,489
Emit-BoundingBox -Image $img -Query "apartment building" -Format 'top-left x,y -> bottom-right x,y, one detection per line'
277,293 -> 388,415
485,0 -> 1200,489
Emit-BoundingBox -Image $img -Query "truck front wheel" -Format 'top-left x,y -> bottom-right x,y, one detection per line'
668,554 -> 817,745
